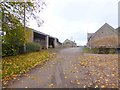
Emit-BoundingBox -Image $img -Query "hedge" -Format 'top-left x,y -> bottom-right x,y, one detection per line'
26,42 -> 41,53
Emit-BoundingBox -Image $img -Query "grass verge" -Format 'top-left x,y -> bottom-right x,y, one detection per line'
82,47 -> 91,53
0,60 -> 2,80
2,50 -> 54,85
82,47 -> 117,54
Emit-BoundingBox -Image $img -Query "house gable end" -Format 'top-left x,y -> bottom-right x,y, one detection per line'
90,23 -> 117,41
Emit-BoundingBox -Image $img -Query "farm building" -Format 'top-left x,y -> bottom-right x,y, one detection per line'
63,39 -> 77,47
26,28 -> 62,49
87,23 -> 119,48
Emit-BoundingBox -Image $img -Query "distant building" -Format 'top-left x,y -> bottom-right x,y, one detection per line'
87,23 -> 119,48
63,39 -> 77,47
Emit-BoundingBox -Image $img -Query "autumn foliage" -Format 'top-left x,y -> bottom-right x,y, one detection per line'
2,51 -> 54,85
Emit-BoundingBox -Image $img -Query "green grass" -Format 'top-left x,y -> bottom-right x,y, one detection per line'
82,47 -> 91,53
2,51 -> 54,85
82,47 -> 117,54
0,60 -> 2,80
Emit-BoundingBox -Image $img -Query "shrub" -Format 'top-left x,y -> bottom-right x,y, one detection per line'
82,47 -> 91,53
91,48 -> 116,54
2,43 -> 17,56
2,42 -> 41,56
91,48 -> 99,54
108,48 -> 116,54
26,42 -> 41,53
98,48 -> 109,54
2,42 -> 25,57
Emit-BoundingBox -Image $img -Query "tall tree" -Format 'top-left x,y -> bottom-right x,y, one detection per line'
1,1 -> 46,28
1,1 -> 46,56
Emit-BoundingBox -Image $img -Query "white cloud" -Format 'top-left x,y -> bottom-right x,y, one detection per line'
28,0 -> 119,45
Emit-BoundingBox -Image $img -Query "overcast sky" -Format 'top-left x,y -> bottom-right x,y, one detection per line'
29,0 -> 119,45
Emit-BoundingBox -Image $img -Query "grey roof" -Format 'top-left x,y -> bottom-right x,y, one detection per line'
27,27 -> 56,39
32,29 -> 47,36
97,23 -> 117,34
27,27 -> 62,43
89,23 -> 117,41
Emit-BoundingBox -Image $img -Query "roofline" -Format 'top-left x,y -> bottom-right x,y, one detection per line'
32,29 -> 47,36
88,23 -> 117,41
27,27 -> 56,39
26,27 -> 62,43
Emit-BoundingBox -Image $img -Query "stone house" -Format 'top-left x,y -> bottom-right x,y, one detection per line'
87,23 -> 119,48
63,39 -> 77,47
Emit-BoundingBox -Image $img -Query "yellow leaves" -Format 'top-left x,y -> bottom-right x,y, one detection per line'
96,79 -> 100,83
29,76 -> 36,80
76,81 -> 80,85
100,76 -> 103,79
77,54 -> 118,88
79,61 -> 84,66
17,78 -> 20,81
74,76 -> 78,79
112,83 -> 116,87
13,77 -> 17,80
75,80 -> 80,85
49,53 -> 55,58
101,85 -> 105,88
74,67 -> 77,70
95,85 -> 99,88
2,51 -> 54,86
105,79 -> 108,82
64,76 -> 68,79
112,73 -> 115,77
53,53 -> 56,55
3,81 -> 7,85
98,64 -> 101,67
79,61 -> 88,67
23,74 -> 29,77
70,70 -> 76,73
49,83 -> 54,88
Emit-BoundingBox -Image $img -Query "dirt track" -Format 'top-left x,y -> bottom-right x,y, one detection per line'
5,47 -> 118,88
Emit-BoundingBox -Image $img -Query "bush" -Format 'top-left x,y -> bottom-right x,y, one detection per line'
2,43 -> 17,56
91,48 -> 116,54
2,42 -> 41,56
83,47 -> 117,54
26,42 -> 41,53
2,42 -> 26,56
108,48 -> 116,54
82,47 -> 91,53
91,48 -> 99,54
